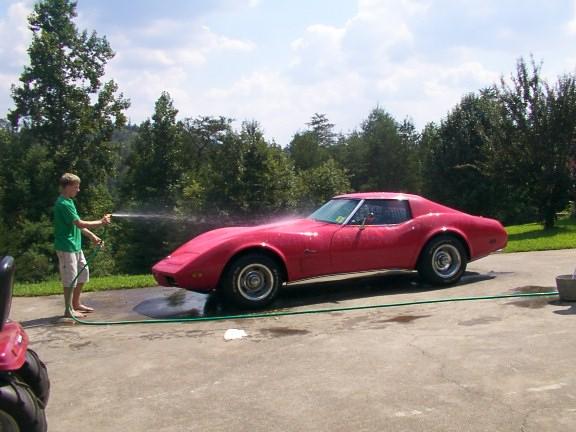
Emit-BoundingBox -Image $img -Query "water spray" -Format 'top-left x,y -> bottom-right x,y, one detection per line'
112,212 -> 177,220
111,212 -> 205,223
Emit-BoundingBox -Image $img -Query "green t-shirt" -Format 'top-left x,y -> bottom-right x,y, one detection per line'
53,195 -> 81,252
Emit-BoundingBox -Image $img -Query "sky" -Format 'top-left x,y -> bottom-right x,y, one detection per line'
1,0 -> 576,146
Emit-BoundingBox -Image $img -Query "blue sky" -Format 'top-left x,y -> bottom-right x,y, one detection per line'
1,0 -> 576,145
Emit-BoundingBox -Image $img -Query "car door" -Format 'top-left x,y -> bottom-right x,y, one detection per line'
330,199 -> 421,273
298,224 -> 339,278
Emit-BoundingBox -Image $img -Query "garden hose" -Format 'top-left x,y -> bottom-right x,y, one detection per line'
66,240 -> 560,326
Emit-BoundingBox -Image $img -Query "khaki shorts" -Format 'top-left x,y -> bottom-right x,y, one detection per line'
56,250 -> 89,288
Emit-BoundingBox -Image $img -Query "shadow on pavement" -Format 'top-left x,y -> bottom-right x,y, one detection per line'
20,315 -> 63,328
552,301 -> 576,315
129,271 -> 497,319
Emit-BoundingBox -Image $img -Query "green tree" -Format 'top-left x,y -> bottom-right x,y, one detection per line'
180,116 -> 233,171
357,108 -> 417,192
330,130 -> 367,191
287,113 -> 335,171
307,113 -> 336,147
421,89 -> 508,218
296,159 -> 351,210
113,93 -> 184,273
8,0 -> 129,214
398,118 -> 422,193
496,58 -> 576,228
174,116 -> 233,216
122,92 -> 181,209
209,121 -> 297,218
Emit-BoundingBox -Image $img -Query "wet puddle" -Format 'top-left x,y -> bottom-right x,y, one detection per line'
83,287 -> 214,320
506,298 -> 551,309
459,316 -> 501,326
377,314 -> 430,324
133,290 -> 209,318
505,285 -> 557,309
505,285 -> 556,309
261,327 -> 310,337
511,285 -> 556,294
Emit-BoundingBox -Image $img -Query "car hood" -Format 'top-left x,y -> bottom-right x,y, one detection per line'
169,218 -> 329,256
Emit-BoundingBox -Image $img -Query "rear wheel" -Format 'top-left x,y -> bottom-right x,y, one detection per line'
418,236 -> 467,285
0,376 -> 47,432
222,254 -> 282,309
15,349 -> 50,406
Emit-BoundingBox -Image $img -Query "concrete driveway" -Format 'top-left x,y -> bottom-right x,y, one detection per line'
11,249 -> 576,432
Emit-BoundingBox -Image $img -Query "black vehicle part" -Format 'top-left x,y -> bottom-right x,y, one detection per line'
0,376 -> 47,432
15,350 -> 50,406
0,256 -> 15,331
418,235 -> 467,285
221,253 -> 282,309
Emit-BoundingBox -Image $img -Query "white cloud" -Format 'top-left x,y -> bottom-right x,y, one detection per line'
0,1 -> 32,68
0,1 -> 33,112
196,69 -> 367,143
2,0 -> 574,147
279,0 -> 499,137
109,22 -> 254,70
568,0 -> 576,34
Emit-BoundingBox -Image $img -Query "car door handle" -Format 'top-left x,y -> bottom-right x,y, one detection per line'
304,248 -> 317,255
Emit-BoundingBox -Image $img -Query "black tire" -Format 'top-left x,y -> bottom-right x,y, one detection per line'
0,376 -> 47,432
418,236 -> 467,285
15,349 -> 50,406
221,254 -> 282,309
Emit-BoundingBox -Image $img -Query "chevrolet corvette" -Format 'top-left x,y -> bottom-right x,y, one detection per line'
152,192 -> 507,309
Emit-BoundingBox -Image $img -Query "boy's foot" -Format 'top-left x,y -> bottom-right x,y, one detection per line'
74,304 -> 94,313
64,310 -> 86,319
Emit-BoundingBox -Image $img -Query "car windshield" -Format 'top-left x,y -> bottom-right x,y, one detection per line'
308,199 -> 360,224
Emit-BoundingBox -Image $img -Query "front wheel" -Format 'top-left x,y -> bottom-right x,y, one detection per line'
0,377 -> 47,432
221,254 -> 282,309
15,349 -> 50,406
418,236 -> 467,285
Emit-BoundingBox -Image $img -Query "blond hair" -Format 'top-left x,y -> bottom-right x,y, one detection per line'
59,173 -> 81,190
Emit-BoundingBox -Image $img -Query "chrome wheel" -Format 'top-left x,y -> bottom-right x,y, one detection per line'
235,263 -> 276,301
432,244 -> 462,279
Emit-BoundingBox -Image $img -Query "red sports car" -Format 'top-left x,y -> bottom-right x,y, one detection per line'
152,192 -> 507,309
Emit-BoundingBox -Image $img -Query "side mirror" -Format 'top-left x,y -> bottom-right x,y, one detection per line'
359,212 -> 374,230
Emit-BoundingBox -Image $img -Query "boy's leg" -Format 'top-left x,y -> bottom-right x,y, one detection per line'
72,282 -> 94,312
57,251 -> 86,318
72,250 -> 94,312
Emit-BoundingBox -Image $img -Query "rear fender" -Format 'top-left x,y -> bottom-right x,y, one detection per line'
0,322 -> 29,371
415,229 -> 471,268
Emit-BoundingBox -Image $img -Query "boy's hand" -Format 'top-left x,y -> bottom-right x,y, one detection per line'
101,214 -> 112,225
91,234 -> 103,245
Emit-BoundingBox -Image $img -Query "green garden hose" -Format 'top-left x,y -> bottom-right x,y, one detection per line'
70,291 -> 559,326
67,241 -> 560,326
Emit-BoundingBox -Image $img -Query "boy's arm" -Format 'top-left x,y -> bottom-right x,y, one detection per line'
73,214 -> 111,229
81,228 -> 102,245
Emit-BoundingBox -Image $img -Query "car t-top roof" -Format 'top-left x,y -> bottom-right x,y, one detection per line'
333,192 -> 422,201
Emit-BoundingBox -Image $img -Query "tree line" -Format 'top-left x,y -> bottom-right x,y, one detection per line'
1,0 -> 575,281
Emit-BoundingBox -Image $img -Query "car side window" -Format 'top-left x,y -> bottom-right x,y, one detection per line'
348,199 -> 412,225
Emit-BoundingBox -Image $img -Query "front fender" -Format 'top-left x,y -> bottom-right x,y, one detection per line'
222,242 -> 290,279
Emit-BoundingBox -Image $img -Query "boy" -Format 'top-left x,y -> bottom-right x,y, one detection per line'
54,173 -> 111,318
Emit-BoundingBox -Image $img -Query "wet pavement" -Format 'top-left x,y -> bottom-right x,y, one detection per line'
9,249 -> 576,432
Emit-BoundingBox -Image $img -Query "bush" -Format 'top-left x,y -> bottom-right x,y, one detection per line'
16,250 -> 54,282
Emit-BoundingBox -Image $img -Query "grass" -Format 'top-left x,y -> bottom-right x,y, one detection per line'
13,218 -> 576,297
505,217 -> 576,253
14,274 -> 156,297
